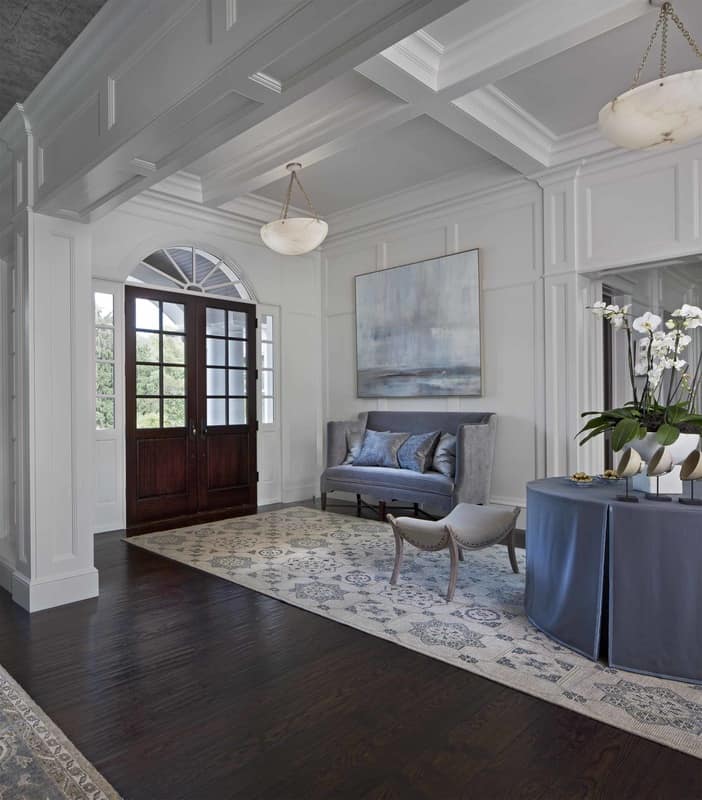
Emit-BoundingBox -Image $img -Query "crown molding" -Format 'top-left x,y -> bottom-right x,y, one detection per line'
453,86 -> 614,169
381,31 -> 442,89
323,168 -> 532,248
151,170 -> 203,203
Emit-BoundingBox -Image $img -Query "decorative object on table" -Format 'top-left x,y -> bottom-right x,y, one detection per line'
599,1 -> 702,150
679,448 -> 702,505
581,302 -> 702,493
598,469 -> 620,482
569,471 -> 593,486
260,162 -> 328,255
645,446 -> 674,501
355,249 -> 481,397
387,503 -> 519,602
615,447 -> 642,502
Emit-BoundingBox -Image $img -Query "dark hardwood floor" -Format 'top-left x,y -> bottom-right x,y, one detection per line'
0,501 -> 699,799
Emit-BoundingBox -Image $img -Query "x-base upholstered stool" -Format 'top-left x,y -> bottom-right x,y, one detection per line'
387,503 -> 520,602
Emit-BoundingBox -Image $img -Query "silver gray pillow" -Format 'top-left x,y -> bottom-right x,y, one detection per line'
353,430 -> 410,468
398,431 -> 441,473
342,429 -> 364,465
432,432 -> 456,477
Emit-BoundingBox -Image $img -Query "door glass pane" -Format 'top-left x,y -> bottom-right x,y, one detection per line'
163,366 -> 185,396
206,307 -> 226,336
96,362 -> 114,395
261,342 -> 272,369
261,369 -> 273,396
137,398 -> 160,428
207,337 -> 226,366
262,397 -> 273,425
162,302 -> 185,332
228,398 -> 247,425
207,368 -> 226,395
96,397 -> 115,429
228,369 -> 247,396
228,340 -> 246,367
207,398 -> 226,426
136,364 -> 160,395
163,398 -> 185,428
163,334 -> 185,364
135,298 -> 160,329
228,311 -> 247,338
136,331 -> 159,362
96,328 -> 114,360
95,292 -> 114,325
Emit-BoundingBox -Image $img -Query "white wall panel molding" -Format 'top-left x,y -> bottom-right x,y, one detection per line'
324,173 -> 531,249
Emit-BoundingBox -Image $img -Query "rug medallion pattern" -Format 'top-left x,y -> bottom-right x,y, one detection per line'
129,507 -> 702,760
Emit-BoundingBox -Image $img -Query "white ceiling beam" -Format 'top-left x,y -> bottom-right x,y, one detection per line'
200,76 -> 420,207
357,56 -> 544,173
22,0 -> 470,221
358,0 -> 650,170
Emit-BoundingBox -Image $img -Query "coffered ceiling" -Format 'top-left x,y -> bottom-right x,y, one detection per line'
0,0 -> 108,119
5,0 -> 702,228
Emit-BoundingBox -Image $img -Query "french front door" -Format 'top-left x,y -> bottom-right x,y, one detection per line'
125,287 -> 257,533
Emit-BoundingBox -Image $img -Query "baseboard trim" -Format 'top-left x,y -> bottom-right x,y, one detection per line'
11,567 -> 99,613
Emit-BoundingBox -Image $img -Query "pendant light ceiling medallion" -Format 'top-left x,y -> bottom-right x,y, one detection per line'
599,1 -> 702,150
260,162 -> 328,255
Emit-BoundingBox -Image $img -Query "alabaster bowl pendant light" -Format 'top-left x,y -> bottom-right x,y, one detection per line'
599,1 -> 702,150
260,162 -> 328,255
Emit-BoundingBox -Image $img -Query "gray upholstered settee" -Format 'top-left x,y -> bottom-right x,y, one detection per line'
320,411 -> 496,518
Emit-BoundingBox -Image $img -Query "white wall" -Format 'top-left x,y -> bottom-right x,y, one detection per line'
89,191 -> 323,531
322,180 -> 545,513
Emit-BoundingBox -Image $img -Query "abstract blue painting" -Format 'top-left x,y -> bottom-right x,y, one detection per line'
355,249 -> 481,397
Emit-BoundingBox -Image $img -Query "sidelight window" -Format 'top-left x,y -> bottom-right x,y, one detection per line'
95,291 -> 116,429
260,313 -> 275,425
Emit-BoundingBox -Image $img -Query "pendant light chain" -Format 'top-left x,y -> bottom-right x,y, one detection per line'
278,168 -> 320,223
632,2 -> 702,90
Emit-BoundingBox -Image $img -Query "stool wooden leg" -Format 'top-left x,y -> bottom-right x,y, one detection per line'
356,494 -> 362,517
507,530 -> 519,574
378,500 -> 386,521
447,535 -> 459,602
321,492 -> 327,511
458,546 -> 464,562
389,520 -> 403,586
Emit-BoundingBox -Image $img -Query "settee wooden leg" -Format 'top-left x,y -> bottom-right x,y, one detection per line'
320,492 -> 327,511
389,518 -> 403,586
356,494 -> 362,517
447,535 -> 459,602
413,503 -> 419,517
378,500 -> 386,521
507,529 -> 519,574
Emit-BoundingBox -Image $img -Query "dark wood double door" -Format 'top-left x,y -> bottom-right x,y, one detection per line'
125,287 -> 257,533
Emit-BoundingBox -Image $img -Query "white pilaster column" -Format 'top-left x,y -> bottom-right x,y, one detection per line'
0,106 -> 98,612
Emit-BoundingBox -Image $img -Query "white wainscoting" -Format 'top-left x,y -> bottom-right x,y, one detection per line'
322,181 -> 546,520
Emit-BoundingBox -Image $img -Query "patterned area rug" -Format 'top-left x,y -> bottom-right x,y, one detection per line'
128,507 -> 702,760
0,665 -> 120,799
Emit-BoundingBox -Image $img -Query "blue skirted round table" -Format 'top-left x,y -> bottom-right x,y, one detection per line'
525,477 -> 702,684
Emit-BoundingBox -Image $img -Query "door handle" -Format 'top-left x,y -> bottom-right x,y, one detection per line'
190,421 -> 197,437
201,418 -> 207,436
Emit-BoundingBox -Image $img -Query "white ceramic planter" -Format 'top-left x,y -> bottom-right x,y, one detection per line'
628,432 -> 700,465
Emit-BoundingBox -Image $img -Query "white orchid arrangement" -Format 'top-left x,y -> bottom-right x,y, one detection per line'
579,302 -> 702,451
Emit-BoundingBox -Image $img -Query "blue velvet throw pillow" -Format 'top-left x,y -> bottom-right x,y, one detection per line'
353,430 -> 410,468
398,431 -> 441,473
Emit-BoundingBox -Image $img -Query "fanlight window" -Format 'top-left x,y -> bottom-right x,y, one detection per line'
127,247 -> 252,300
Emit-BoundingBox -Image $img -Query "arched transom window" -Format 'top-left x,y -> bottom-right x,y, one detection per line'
127,246 -> 252,301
